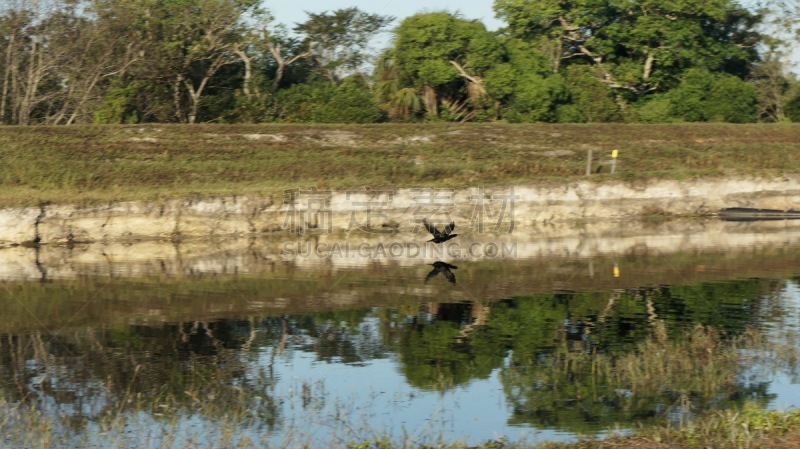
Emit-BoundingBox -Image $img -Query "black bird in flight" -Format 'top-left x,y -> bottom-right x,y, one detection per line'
422,218 -> 458,243
425,261 -> 458,284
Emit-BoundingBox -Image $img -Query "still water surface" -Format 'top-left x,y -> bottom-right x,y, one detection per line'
2,218 -> 800,447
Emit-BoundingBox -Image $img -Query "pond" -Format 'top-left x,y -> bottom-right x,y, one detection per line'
2,217 -> 800,448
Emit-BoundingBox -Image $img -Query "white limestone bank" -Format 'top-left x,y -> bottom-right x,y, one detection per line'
1,177 -> 799,246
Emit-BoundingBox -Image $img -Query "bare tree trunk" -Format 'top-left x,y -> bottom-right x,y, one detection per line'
643,51 -> 655,81
173,74 -> 185,122
449,60 -> 488,101
271,58 -> 286,93
268,43 -> 311,93
53,35 -> 138,125
10,62 -> 19,124
423,85 -> 438,117
183,77 -> 206,124
0,32 -> 15,123
233,47 -> 254,98
64,72 -> 101,125
19,40 -> 43,125
50,82 -> 77,124
182,55 -> 234,124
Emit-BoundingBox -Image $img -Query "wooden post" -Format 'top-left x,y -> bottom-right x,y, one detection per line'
610,149 -> 618,174
586,149 -> 593,176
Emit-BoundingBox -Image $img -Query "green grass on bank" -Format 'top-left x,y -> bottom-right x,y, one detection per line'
0,123 -> 798,207
536,404 -> 800,449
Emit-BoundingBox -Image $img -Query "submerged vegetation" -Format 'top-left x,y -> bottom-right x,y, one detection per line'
0,123 -> 798,207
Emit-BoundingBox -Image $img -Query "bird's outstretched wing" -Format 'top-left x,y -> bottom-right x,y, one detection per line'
422,218 -> 439,237
442,267 -> 456,284
425,262 -> 458,284
424,266 -> 440,283
443,222 -> 455,236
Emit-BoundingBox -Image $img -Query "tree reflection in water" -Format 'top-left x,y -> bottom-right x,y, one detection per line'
0,274 -> 797,445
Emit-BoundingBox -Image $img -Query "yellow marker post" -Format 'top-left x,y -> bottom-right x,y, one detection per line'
610,149 -> 618,174
613,263 -> 620,278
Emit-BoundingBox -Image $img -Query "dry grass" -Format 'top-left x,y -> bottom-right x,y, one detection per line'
0,123 -> 798,207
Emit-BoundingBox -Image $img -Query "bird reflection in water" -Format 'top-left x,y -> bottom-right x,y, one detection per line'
425,261 -> 458,284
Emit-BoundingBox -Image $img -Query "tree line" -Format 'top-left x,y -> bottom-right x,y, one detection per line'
1,0 -> 799,125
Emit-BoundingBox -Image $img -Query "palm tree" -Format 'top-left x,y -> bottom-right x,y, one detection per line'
374,52 -> 423,120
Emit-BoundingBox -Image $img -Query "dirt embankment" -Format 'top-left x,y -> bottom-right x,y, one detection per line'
0,177 -> 798,246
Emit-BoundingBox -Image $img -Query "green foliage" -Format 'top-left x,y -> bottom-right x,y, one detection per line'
706,75 -> 758,123
667,69 -> 757,123
227,92 -> 272,123
392,12 -> 496,88
0,0 -> 778,124
317,78 -> 384,123
387,88 -> 423,121
562,66 -> 621,122
554,104 -> 585,123
274,83 -> 326,122
93,81 -> 142,124
667,68 -> 714,122
388,12 -> 504,120
789,95 -> 800,122
484,63 -> 516,100
484,39 -> 567,122
395,320 -> 478,389
490,279 -> 770,433
494,0 -> 761,111
631,95 -> 675,123
275,79 -> 382,123
503,75 -> 568,123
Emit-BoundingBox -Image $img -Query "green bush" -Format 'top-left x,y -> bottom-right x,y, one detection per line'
705,75 -> 757,123
632,95 -> 675,123
554,104 -> 585,123
275,79 -> 383,123
785,94 -> 800,122
93,80 -> 142,124
667,69 -> 757,123
562,65 -> 621,122
315,79 -> 384,123
667,68 -> 714,122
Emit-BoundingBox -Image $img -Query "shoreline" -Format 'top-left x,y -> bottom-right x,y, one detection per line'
1,176 -> 799,246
